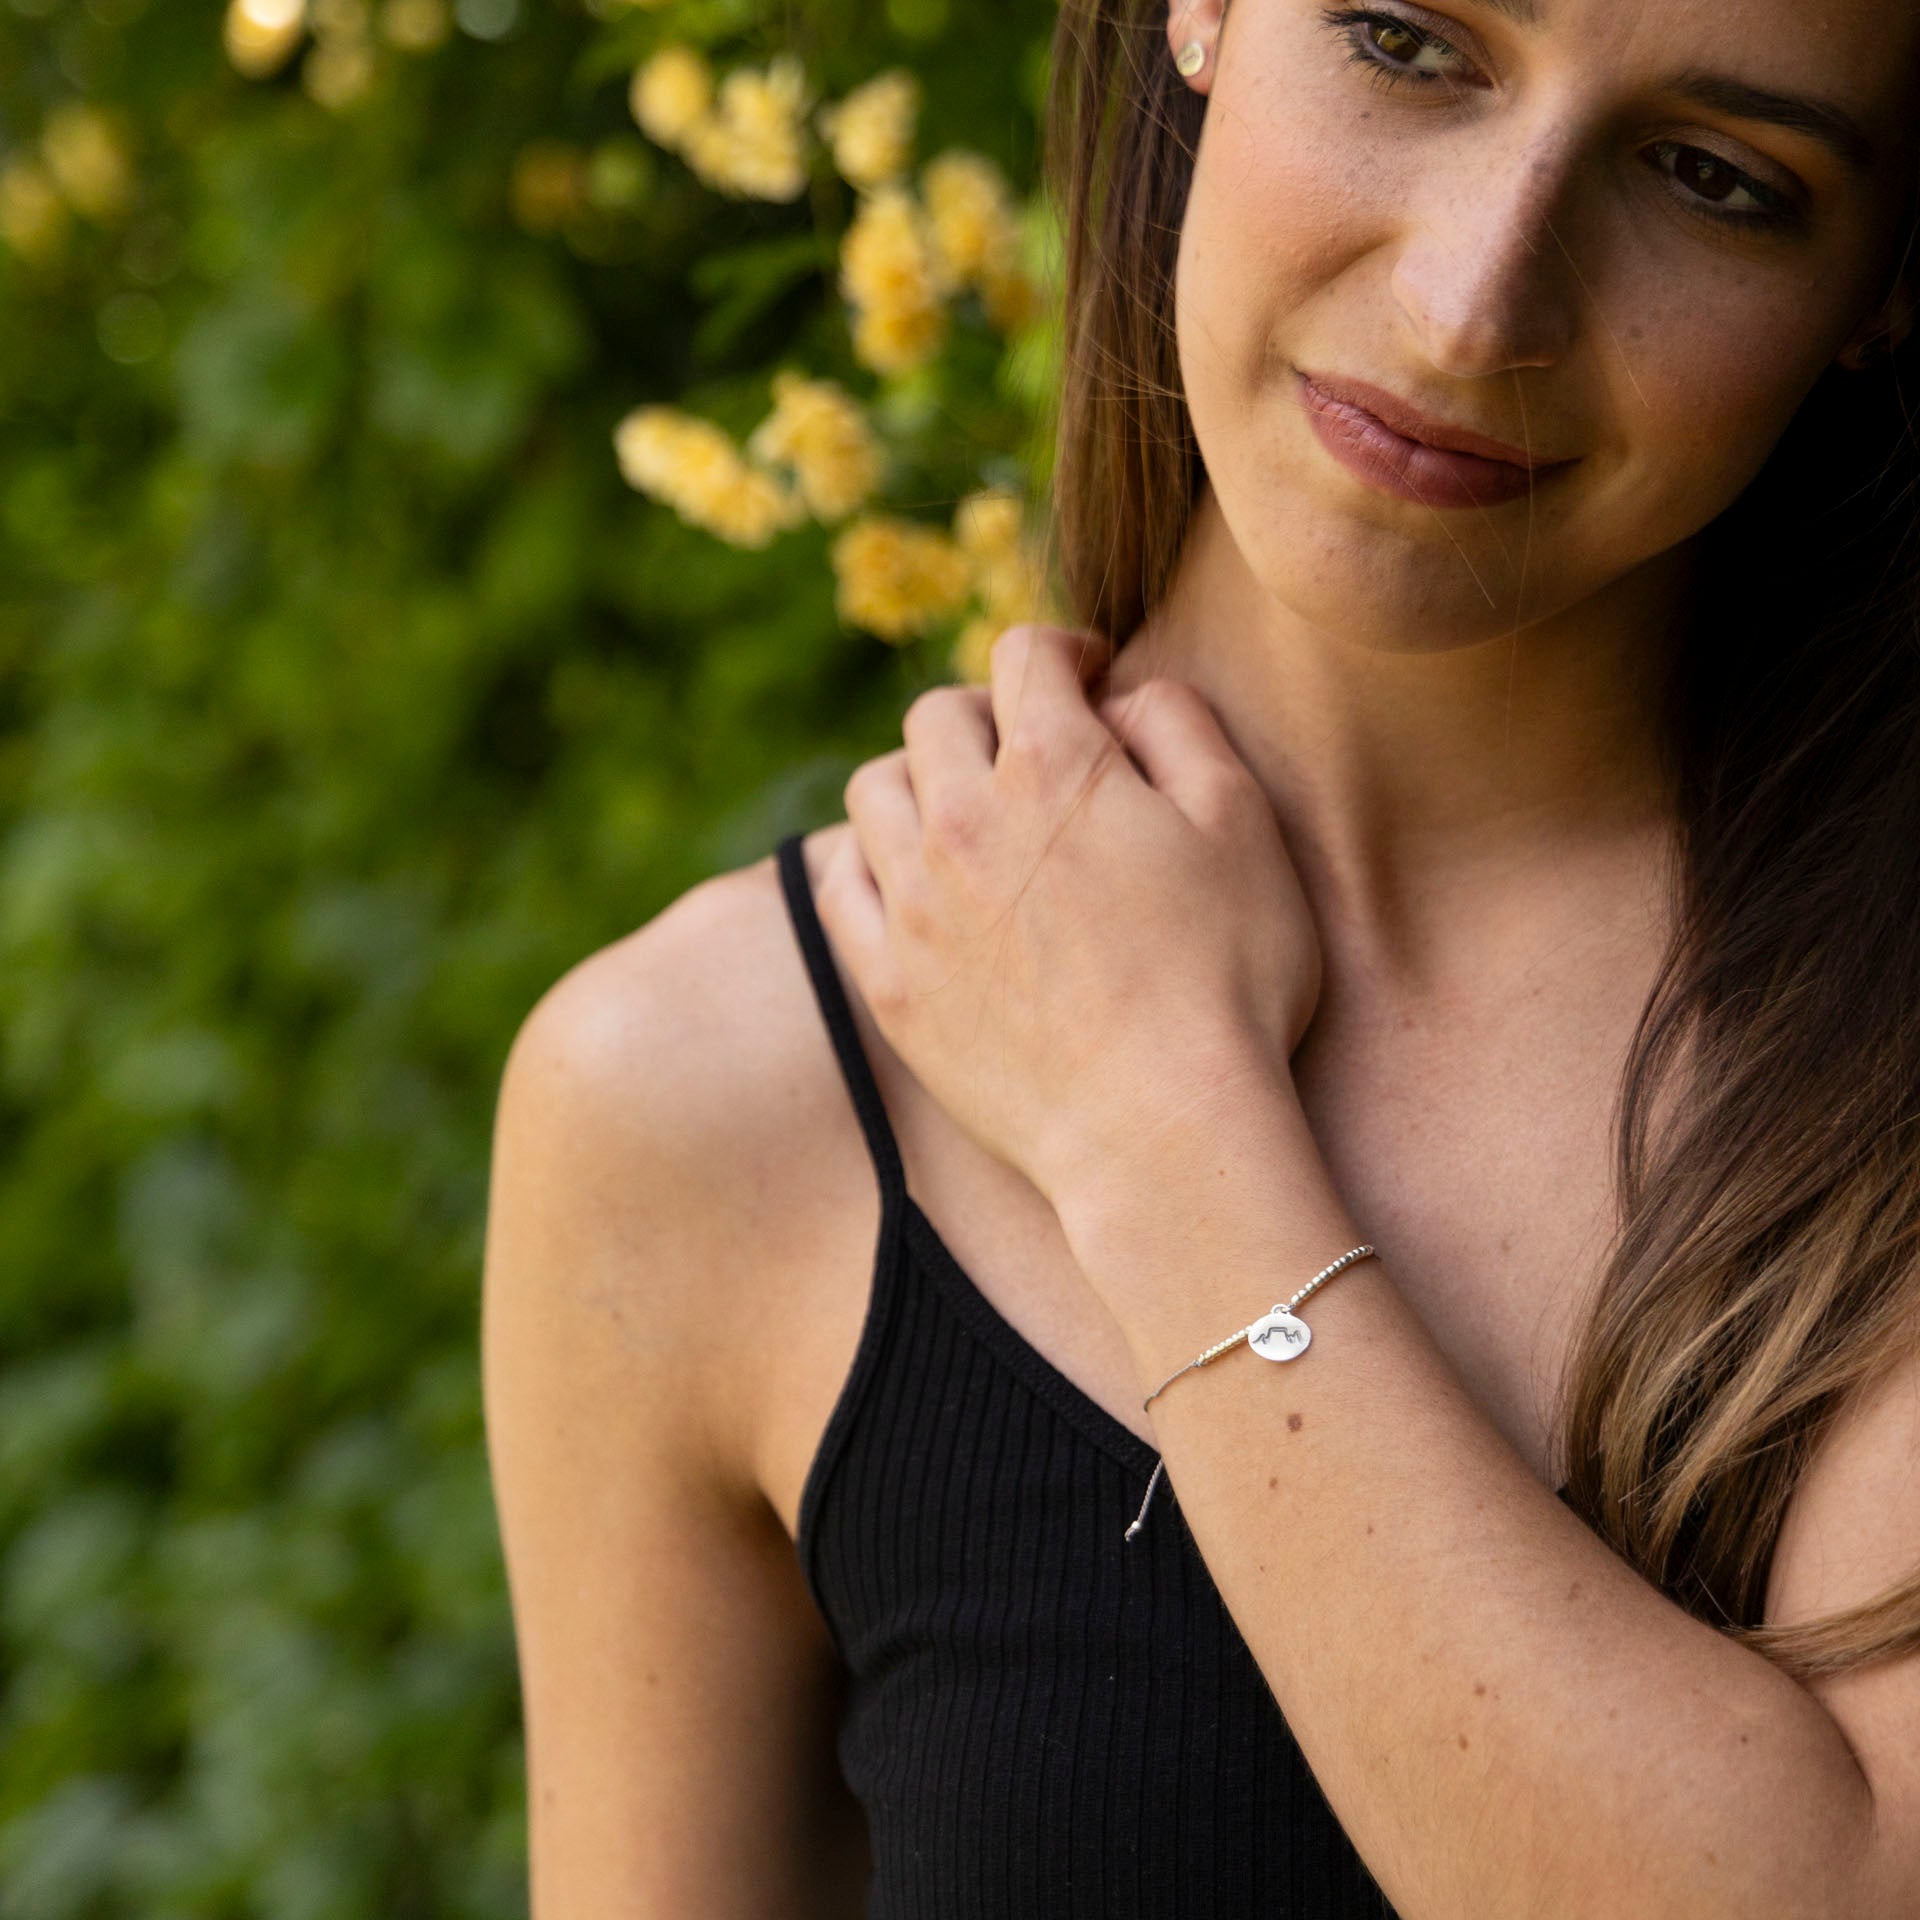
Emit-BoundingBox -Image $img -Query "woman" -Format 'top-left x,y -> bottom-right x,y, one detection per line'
483,0 -> 1920,1913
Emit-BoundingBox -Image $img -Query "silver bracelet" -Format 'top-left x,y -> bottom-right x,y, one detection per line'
1122,1243 -> 1377,1544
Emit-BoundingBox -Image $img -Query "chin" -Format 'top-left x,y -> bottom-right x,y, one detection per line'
1237,496 -> 1561,651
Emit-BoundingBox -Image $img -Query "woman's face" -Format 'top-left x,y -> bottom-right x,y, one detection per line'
1172,0 -> 1920,649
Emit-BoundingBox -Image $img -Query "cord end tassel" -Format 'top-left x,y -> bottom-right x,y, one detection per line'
1123,1456 -> 1165,1542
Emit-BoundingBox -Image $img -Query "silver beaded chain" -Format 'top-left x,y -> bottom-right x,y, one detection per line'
1122,1243 -> 1377,1543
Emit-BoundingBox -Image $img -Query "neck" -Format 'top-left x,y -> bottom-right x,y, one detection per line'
1101,485 -> 1689,991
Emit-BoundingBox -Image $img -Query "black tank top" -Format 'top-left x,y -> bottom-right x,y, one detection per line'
777,831 -> 1570,1917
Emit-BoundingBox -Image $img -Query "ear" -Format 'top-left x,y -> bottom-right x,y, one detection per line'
1166,0 -> 1230,97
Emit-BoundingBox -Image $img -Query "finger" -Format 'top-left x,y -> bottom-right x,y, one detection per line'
1097,679 -> 1256,821
901,685 -> 995,842
811,821 -> 891,992
842,747 -> 921,902
987,624 -> 1117,767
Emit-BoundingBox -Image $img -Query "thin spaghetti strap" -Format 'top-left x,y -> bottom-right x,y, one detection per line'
775,831 -> 907,1205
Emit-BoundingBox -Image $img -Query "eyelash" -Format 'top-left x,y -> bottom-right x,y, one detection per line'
1315,7 -> 1803,235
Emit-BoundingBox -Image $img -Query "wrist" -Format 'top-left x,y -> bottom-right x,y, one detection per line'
1052,1076 -> 1357,1375
1036,1044 -> 1274,1205
1046,1048 -> 1303,1239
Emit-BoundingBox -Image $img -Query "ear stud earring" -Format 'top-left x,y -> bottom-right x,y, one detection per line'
1174,39 -> 1207,77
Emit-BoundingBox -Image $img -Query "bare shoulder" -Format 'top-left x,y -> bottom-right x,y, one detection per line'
480,826 -> 875,1917
485,823 -> 880,1491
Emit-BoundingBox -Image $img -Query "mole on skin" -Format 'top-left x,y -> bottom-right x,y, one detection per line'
1287,1411 -> 1304,1431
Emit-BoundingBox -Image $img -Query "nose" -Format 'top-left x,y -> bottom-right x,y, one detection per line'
1389,129 -> 1584,377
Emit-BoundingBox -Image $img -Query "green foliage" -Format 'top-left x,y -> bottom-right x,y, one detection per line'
0,0 -> 1052,1909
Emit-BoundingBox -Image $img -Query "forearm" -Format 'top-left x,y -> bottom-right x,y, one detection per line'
1058,1090 -> 1881,1920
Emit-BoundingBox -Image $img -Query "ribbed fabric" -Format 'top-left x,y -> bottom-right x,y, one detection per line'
776,832 -> 1566,1917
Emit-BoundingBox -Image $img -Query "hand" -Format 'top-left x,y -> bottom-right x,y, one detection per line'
812,624 -> 1323,1212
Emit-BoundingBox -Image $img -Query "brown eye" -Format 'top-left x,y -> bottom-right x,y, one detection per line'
1646,139 -> 1795,228
1323,9 -> 1474,84
1370,22 -> 1422,61
1673,149 -> 1741,204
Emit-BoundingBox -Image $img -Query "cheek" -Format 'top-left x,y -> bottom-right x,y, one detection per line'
1596,269 -> 1843,536
1176,62 -> 1391,383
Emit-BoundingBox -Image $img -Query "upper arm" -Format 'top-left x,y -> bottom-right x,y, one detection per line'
1764,1332 -> 1920,1915
481,865 -> 866,1920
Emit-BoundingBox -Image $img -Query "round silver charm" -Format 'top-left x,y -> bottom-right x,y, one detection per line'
1245,1310 -> 1311,1362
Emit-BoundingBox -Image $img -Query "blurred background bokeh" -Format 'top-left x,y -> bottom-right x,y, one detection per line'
0,0 -> 1060,1909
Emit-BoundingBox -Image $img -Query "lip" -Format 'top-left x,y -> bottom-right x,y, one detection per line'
1297,368 -> 1575,511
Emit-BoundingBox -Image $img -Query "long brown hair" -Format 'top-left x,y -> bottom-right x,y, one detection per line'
1043,0 -> 1920,1680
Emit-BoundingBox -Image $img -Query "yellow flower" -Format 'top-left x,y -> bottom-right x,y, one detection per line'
849,302 -> 944,378
223,0 -> 306,80
919,148 -> 1039,331
700,465 -> 811,547
629,45 -> 712,150
953,487 -> 1024,564
830,515 -> 972,642
949,488 -> 1058,679
746,371 -> 883,521
40,106 -> 133,223
816,68 -> 919,190
0,160 -> 68,263
681,54 -> 811,201
958,488 -> 1047,607
614,404 -> 705,493
718,51 -> 809,138
613,405 -> 805,550
922,149 -> 1018,283
840,183 -> 951,376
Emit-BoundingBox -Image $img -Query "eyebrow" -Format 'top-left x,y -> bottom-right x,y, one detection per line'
1668,70 -> 1879,175
1458,1 -> 1882,176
